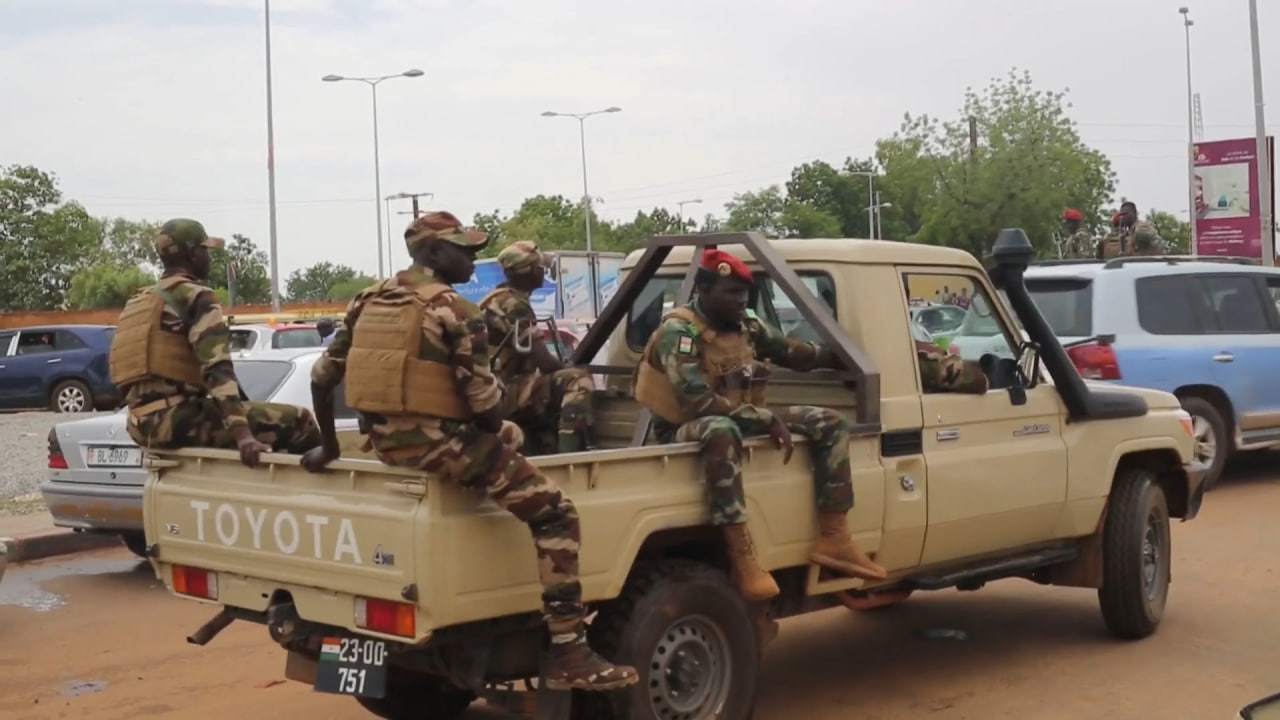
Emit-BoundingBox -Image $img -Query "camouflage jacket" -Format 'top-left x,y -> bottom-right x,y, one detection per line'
915,340 -> 988,394
124,273 -> 249,430
479,285 -> 538,383
1063,230 -> 1095,258
312,265 -> 504,451
648,302 -> 838,439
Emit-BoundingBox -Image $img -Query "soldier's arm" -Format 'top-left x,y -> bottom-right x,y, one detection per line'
186,289 -> 249,430
656,319 -> 776,432
916,342 -> 988,394
309,297 -> 364,460
440,296 -> 504,427
751,314 -> 840,371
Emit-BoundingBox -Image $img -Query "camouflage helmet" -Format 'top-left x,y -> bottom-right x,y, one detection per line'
404,211 -> 487,257
496,240 -> 550,275
154,218 -> 225,256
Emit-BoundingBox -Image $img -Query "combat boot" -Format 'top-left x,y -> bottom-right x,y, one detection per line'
810,512 -> 888,581
543,633 -> 639,691
722,523 -> 781,601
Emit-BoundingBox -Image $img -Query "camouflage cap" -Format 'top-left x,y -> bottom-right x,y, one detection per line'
154,218 -> 225,256
404,211 -> 488,256
496,240 -> 550,274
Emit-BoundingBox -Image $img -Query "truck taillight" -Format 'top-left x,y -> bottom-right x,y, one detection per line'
355,597 -> 416,638
48,428 -> 67,469
172,564 -> 218,600
1067,343 -> 1122,380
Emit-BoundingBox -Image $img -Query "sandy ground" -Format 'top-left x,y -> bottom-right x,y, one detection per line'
2,456 -> 1279,720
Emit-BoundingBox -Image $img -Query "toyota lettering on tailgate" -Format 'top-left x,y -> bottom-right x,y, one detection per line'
188,501 -> 364,564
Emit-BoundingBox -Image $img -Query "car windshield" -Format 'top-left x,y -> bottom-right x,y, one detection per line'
1026,278 -> 1094,337
232,360 -> 294,400
271,328 -> 322,349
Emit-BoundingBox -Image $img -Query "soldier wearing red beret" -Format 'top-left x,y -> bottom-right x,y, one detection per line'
633,248 -> 887,601
1060,208 -> 1094,258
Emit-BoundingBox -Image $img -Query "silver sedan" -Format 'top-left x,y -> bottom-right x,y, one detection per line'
39,347 -> 360,557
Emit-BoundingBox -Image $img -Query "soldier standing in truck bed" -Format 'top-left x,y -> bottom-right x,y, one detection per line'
108,218 -> 322,469
299,211 -> 638,692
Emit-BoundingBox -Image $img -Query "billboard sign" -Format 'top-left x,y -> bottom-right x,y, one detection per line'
1193,136 -> 1275,259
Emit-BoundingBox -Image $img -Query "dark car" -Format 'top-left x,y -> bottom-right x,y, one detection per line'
0,325 -> 120,413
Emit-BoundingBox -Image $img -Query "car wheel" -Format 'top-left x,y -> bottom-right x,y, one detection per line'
578,559 -> 760,720
1179,396 -> 1227,491
121,532 -> 149,559
1097,467 -> 1171,640
51,380 -> 93,414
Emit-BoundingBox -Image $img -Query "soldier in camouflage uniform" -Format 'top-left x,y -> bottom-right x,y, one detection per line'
1096,213 -> 1127,259
633,249 -> 888,602
478,240 -> 595,455
108,219 -> 322,469
1060,208 -> 1094,258
299,211 -> 637,692
1119,201 -> 1168,256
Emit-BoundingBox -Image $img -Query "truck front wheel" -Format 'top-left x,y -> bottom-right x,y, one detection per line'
354,674 -> 475,720
1097,467 -> 1172,640
581,559 -> 760,720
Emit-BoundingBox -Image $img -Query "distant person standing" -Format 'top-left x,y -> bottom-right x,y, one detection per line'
1117,201 -> 1168,255
1060,208 -> 1094,258
316,318 -> 336,347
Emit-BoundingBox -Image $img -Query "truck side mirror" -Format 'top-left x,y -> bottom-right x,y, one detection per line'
1016,341 -> 1041,389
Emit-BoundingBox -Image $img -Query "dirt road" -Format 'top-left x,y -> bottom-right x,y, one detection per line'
3,459 -> 1279,720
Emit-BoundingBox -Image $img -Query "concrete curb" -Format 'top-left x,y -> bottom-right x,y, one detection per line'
4,529 -> 124,564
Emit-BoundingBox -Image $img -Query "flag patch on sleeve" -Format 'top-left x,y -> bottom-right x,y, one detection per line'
677,336 -> 694,355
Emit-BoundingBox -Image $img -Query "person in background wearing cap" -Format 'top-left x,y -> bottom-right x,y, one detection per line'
1060,208 -> 1094,258
108,219 -> 323,469
300,211 -> 638,692
315,317 -> 336,347
634,249 -> 888,602
479,240 -> 595,455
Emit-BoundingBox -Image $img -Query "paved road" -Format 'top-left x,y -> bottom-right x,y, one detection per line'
3,457 -> 1279,720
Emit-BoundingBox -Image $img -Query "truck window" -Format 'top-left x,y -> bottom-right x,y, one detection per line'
625,273 -> 776,351
758,273 -> 837,344
1134,276 -> 1211,335
1198,274 -> 1273,332
903,272 -> 1019,371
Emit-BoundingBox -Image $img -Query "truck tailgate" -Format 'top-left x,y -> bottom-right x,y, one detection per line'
145,449 -> 424,611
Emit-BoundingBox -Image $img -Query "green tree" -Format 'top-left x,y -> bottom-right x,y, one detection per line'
286,261 -> 365,301
610,207 -> 686,252
209,233 -> 272,306
724,186 -> 788,236
879,69 -> 1116,257
67,264 -> 156,309
330,276 -> 377,302
785,158 -> 878,237
1146,209 -> 1191,253
101,217 -> 162,269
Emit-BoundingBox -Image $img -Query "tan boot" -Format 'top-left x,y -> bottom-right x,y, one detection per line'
810,512 -> 888,581
722,524 -> 781,601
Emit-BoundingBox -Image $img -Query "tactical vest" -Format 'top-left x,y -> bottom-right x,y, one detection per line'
108,276 -> 206,390
477,286 -> 532,381
343,282 -> 471,420
1098,233 -> 1126,259
633,307 -> 767,425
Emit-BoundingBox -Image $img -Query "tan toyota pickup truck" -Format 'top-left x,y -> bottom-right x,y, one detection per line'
141,229 -> 1206,720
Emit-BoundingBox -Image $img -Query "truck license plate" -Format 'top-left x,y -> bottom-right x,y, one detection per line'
86,446 -> 142,467
313,636 -> 387,698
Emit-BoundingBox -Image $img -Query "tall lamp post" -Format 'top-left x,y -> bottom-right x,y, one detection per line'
676,198 -> 703,231
865,195 -> 893,240
1179,7 -> 1198,256
1248,0 -> 1273,266
263,0 -> 281,312
539,107 -> 622,257
322,68 -> 424,279
848,170 -> 877,239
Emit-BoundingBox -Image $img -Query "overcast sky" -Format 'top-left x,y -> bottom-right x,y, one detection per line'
1,0 -> 1275,279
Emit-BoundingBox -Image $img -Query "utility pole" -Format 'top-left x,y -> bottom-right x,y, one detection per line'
1248,0 -> 1273,265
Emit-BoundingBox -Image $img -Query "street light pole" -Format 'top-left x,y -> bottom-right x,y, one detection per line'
676,198 -> 703,230
540,107 -> 622,256
865,194 -> 893,240
849,171 -> 876,238
263,0 -> 281,312
322,68 -> 424,279
1179,7 -> 1198,257
1248,0 -> 1273,266
386,191 -> 433,269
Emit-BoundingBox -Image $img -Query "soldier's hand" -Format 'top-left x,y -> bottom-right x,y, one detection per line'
475,407 -> 504,435
766,416 -> 794,464
236,435 -> 273,469
299,446 -> 339,474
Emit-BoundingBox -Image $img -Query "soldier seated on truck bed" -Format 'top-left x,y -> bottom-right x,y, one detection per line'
299,211 -> 639,692
108,218 -> 323,469
633,250 -> 891,601
478,240 -> 596,455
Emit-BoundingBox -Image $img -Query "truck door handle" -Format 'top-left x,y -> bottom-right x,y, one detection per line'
1212,353 -> 1234,363
46,358 -> 62,364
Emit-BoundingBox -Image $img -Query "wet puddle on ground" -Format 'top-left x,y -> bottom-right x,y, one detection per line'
0,556 -> 143,612
61,680 -> 110,697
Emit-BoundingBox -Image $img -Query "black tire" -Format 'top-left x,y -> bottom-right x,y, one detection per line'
1179,396 -> 1227,491
50,379 -> 93,414
121,532 -> 149,559
354,673 -> 475,720
578,559 -> 760,720
1097,468 -> 1172,640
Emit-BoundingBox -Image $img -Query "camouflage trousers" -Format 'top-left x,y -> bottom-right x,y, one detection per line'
369,416 -> 584,638
670,405 -> 855,526
126,397 -> 322,453
502,368 -> 595,455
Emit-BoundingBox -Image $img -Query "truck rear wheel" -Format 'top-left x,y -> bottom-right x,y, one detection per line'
354,674 -> 475,720
1097,467 -> 1171,640
579,559 -> 760,720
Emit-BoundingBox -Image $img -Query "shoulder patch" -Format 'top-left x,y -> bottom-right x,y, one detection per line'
744,309 -> 758,320
676,335 -> 695,355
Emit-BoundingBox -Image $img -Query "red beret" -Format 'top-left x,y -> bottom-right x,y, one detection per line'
1111,212 -> 1124,226
1062,208 -> 1083,221
700,249 -> 753,284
